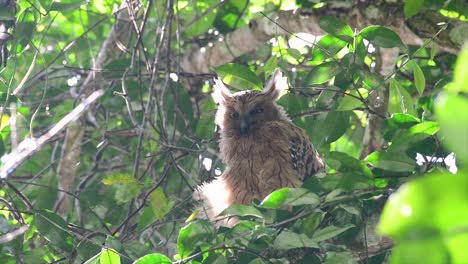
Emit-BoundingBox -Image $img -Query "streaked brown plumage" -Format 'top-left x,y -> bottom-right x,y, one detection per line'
196,69 -> 324,224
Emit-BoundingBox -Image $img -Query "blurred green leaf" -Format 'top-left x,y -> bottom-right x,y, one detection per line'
183,0 -> 218,38
325,252 -> 358,264
435,93 -> 468,164
102,173 -> 138,185
215,63 -> 262,89
404,0 -> 424,18
389,121 -> 439,151
260,188 -> 319,209
452,45 -> 468,93
150,188 -> 172,221
335,95 -> 363,111
359,26 -> 403,48
378,171 -> 468,252
133,253 -> 172,264
273,231 -> 319,250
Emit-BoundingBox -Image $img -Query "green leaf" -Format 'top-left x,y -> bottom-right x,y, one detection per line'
360,71 -> 385,90
215,63 -> 262,89
183,0 -> 218,38
365,151 -> 415,172
220,204 -> 264,218
311,111 -> 350,146
100,249 -> 120,264
335,91 -> 365,111
435,93 -> 468,165
273,231 -> 319,250
378,172 -> 468,240
389,79 -> 417,116
306,61 -> 342,85
390,113 -> 421,125
411,61 -> 426,95
359,26 -> 403,48
311,225 -> 354,242
177,220 -> 215,258
311,35 -> 348,62
318,16 -> 354,43
102,173 -> 138,185
34,210 -> 74,252
404,0 -> 424,19
133,253 -> 172,264
452,44 -> 468,94
390,239 -> 450,264
389,121 -> 440,151
325,252 -> 358,264
284,48 -> 304,64
150,188 -> 172,221
260,188 -> 319,209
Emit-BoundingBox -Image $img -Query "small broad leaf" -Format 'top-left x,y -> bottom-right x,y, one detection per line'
220,204 -> 264,218
177,220 -> 215,258
133,253 -> 172,264
389,113 -> 421,125
311,225 -> 354,242
410,61 -> 426,95
274,231 -> 319,250
360,26 -> 403,48
150,188 -> 172,221
389,79 -> 417,116
306,61 -> 342,85
404,0 -> 424,19
260,188 -> 319,209
215,63 -> 262,89
335,95 -> 363,111
100,249 -> 120,264
318,16 -> 354,43
311,34 -> 348,62
365,151 -> 415,172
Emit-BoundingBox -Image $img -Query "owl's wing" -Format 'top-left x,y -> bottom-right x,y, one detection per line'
262,121 -> 325,182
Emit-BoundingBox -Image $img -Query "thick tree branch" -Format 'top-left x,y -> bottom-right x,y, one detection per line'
181,4 -> 462,75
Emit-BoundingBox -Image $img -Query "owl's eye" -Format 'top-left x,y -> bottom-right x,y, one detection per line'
250,108 -> 263,115
230,112 -> 239,119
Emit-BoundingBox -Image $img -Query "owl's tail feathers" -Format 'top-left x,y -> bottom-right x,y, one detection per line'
193,178 -> 233,225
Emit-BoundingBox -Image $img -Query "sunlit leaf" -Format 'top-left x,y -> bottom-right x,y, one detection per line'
318,16 -> 353,43
411,61 -> 426,95
260,188 -> 320,209
102,174 -> 138,185
311,34 -> 348,62
306,61 -> 342,85
389,79 -> 417,116
215,63 -> 262,89
452,44 -> 468,93
220,204 -> 264,218
100,249 -> 120,264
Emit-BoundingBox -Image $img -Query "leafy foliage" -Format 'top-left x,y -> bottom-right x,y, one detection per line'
0,0 -> 467,263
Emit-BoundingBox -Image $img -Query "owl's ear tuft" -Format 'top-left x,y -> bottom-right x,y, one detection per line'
263,69 -> 288,101
213,78 -> 232,104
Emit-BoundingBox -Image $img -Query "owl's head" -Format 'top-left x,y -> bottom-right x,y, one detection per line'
213,69 -> 290,137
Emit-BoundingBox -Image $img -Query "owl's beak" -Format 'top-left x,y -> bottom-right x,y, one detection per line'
240,118 -> 249,135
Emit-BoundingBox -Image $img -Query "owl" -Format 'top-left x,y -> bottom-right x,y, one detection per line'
196,69 -> 324,224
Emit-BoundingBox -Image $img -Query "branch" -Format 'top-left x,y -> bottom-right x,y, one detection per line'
181,4 -> 461,74
0,90 -> 104,178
